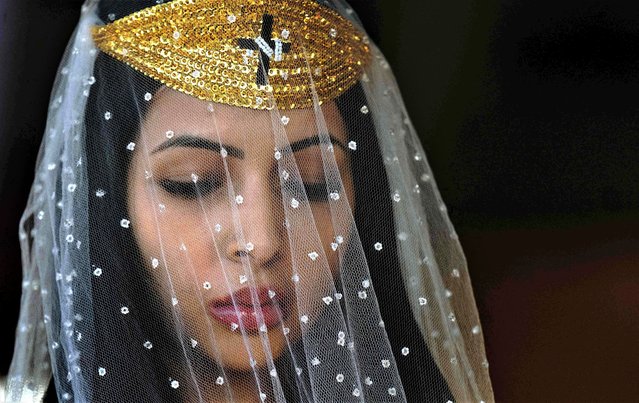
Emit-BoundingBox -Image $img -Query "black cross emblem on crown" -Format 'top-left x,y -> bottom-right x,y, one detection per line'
237,14 -> 292,86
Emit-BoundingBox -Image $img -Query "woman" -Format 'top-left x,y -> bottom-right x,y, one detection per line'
7,0 -> 493,401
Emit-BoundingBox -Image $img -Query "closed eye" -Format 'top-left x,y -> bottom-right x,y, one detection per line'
158,178 -> 222,199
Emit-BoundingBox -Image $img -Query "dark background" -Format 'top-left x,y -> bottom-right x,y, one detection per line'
2,0 -> 638,401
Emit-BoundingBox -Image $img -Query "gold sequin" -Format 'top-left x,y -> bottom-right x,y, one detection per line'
92,0 -> 370,110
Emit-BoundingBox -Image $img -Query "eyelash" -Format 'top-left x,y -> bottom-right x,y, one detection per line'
158,179 -> 338,202
158,179 -> 221,200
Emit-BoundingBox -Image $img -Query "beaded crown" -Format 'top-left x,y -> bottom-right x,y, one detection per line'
92,0 -> 371,110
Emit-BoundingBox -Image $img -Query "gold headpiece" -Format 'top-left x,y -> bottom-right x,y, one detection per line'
92,0 -> 371,110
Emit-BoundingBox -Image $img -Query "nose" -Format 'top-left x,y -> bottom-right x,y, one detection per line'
223,172 -> 286,269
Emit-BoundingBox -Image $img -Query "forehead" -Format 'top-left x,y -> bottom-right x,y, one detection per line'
140,87 -> 348,150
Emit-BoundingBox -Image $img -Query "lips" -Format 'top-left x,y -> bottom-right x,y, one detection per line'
207,287 -> 287,332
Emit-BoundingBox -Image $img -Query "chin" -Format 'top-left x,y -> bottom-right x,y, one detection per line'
200,326 -> 289,371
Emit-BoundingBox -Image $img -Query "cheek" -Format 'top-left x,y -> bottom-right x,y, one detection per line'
128,173 -> 232,300
309,177 -> 355,275
128,158 -> 194,286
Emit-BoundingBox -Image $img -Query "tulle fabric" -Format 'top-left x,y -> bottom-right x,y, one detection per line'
7,0 -> 493,401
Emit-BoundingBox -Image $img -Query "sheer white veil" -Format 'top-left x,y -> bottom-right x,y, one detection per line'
7,0 -> 493,401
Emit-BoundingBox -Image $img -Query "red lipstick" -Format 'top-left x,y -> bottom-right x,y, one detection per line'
208,287 -> 286,332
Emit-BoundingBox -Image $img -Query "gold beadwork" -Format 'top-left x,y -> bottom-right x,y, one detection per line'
92,0 -> 370,110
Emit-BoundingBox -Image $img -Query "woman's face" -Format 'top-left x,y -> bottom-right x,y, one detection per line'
127,88 -> 355,371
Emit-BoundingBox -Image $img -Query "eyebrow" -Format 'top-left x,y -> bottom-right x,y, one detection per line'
151,134 -> 348,158
151,135 -> 244,158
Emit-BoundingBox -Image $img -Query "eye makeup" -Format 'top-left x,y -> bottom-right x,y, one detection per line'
151,133 -> 348,202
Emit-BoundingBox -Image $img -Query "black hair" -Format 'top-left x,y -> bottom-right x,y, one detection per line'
57,1 -> 454,401
337,84 -> 453,403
